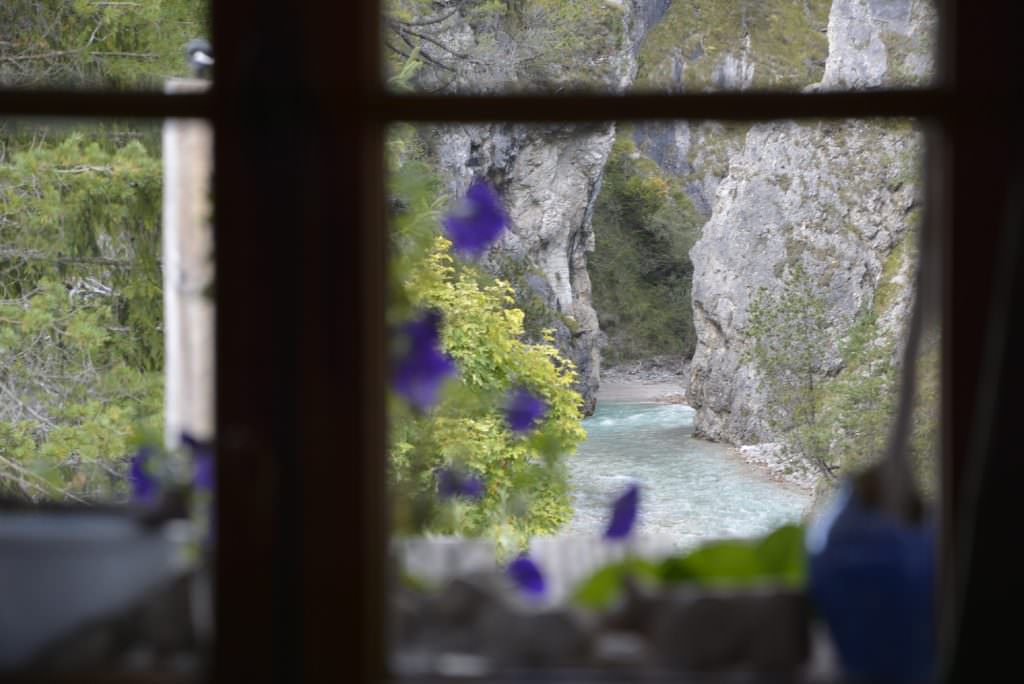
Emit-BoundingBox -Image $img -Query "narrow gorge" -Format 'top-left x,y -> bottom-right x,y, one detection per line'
388,0 -> 938,514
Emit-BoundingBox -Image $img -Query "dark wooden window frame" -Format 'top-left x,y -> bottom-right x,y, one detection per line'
0,0 -> 1017,680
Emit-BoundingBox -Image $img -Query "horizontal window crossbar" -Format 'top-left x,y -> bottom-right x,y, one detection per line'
0,90 -> 212,119
372,89 -> 953,122
0,87 -> 962,122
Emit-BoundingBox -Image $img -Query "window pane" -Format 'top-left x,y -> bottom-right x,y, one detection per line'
382,0 -> 937,94
1,115 -> 213,674
0,1 -> 210,90
387,116 -> 937,675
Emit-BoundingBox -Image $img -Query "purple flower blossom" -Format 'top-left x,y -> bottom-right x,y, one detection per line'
604,483 -> 639,540
194,453 -> 214,492
392,310 -> 457,412
436,467 -> 485,500
129,446 -> 158,504
506,554 -> 546,598
442,179 -> 508,258
504,387 -> 548,433
182,434 -> 215,492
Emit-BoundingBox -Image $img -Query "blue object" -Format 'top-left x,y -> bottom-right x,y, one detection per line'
806,481 -> 935,682
185,38 -> 214,79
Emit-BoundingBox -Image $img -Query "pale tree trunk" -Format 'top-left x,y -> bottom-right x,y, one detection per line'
162,78 -> 214,447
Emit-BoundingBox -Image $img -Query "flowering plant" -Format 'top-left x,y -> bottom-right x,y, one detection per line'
387,140 -> 586,551
128,433 -> 215,558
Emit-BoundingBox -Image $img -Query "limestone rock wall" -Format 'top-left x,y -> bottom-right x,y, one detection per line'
689,120 -> 922,442
686,0 -> 935,442
422,1 -> 672,414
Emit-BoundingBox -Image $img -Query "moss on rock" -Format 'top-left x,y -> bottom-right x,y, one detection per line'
635,0 -> 830,91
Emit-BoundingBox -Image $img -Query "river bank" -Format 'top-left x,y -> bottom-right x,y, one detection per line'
598,356 -> 689,404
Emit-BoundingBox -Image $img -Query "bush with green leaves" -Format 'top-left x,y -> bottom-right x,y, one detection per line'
388,140 -> 586,551
822,307 -> 898,478
590,131 -> 703,364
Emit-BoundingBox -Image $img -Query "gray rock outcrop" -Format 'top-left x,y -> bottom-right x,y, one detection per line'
631,0 -> 833,222
689,120 -> 922,443
421,1 -> 672,413
686,0 -> 935,444
433,123 -> 617,412
819,0 -> 936,90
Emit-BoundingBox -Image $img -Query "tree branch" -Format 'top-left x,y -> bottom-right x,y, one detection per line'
390,1 -> 466,28
392,22 -> 470,60
54,164 -> 113,174
386,40 -> 455,73
0,379 -> 56,429
0,247 -> 139,268
0,452 -> 89,504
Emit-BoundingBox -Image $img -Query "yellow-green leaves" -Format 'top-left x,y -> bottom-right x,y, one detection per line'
389,151 -> 586,550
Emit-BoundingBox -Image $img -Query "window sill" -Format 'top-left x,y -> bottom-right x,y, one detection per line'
0,509 -> 200,674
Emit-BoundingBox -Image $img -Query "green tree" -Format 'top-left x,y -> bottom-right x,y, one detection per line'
745,263 -> 935,495
0,134 -> 165,501
1,0 -> 206,501
590,132 -> 703,363
0,0 -> 207,89
746,262 -> 834,478
824,307 -> 898,478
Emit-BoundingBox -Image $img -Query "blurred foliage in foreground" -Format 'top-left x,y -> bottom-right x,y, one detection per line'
573,524 -> 806,610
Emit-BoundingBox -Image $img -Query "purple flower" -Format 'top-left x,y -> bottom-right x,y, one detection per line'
442,179 -> 508,258
392,310 -> 457,412
436,467 -> 485,500
181,434 -> 216,549
506,554 -> 545,597
129,446 -> 158,504
194,453 -> 214,492
505,387 -> 548,433
604,483 -> 639,540
182,434 -> 215,492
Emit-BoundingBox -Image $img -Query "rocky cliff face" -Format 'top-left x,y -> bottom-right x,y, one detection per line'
686,0 -> 935,444
818,0 -> 936,90
422,1 -> 671,414
631,0 -> 833,222
432,123 -> 616,413
689,120 -> 922,442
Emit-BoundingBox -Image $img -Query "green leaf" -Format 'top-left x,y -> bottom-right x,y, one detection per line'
572,557 -> 661,610
753,524 -> 806,586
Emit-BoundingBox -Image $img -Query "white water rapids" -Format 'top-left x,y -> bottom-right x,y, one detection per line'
564,401 -> 811,549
